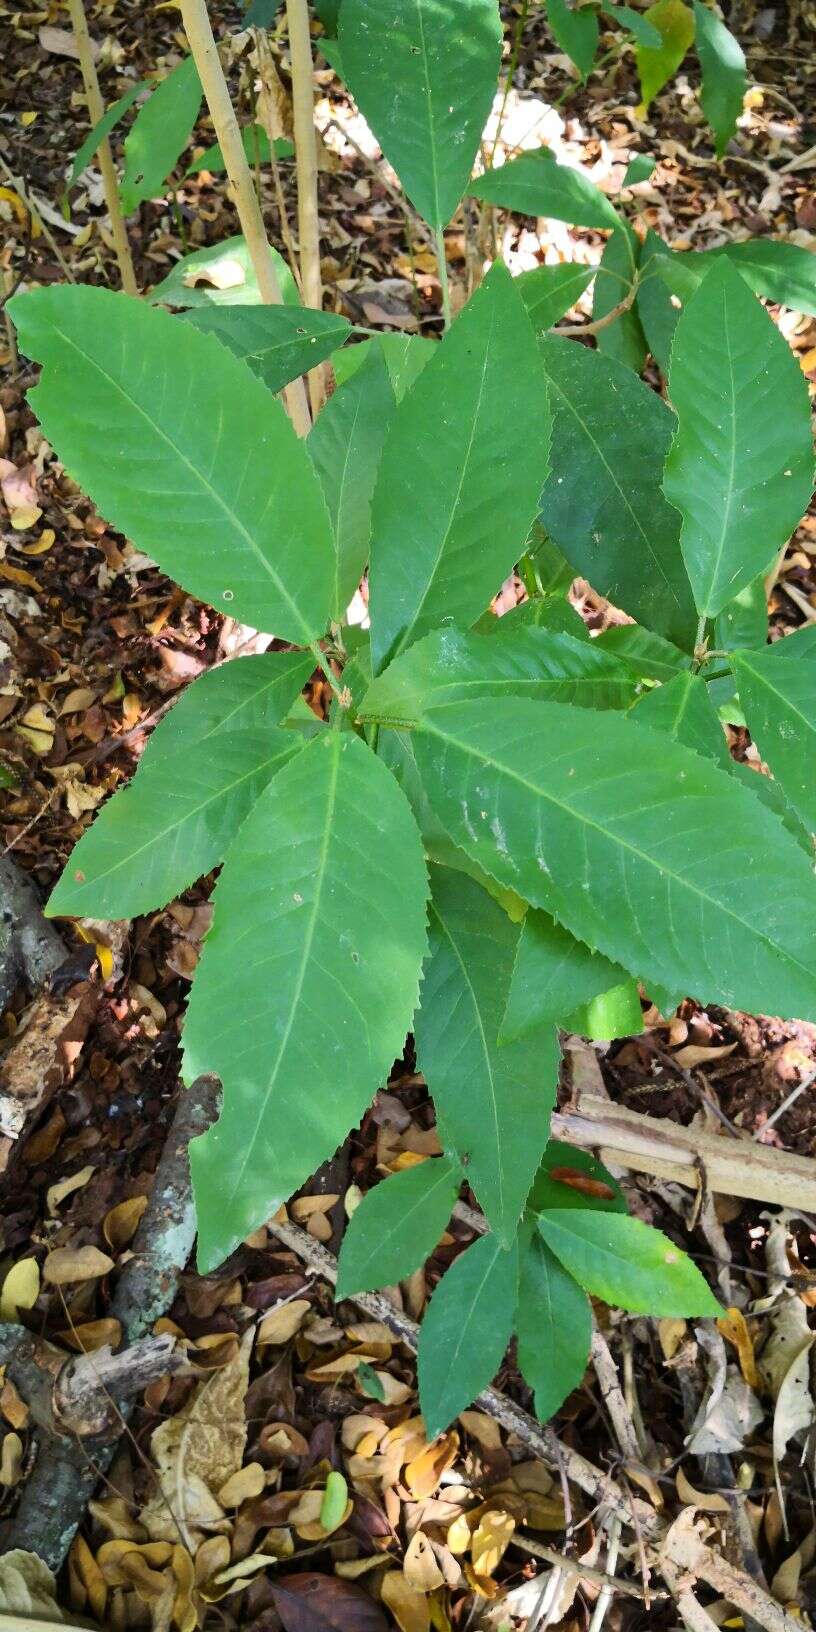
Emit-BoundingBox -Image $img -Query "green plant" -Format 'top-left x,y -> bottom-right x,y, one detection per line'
11,0 -> 816,1437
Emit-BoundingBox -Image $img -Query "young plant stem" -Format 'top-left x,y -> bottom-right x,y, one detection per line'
66,0 -> 138,297
178,0 -> 311,436
692,613 -> 709,671
285,0 -> 325,412
434,224 -> 452,329
489,0 -> 529,165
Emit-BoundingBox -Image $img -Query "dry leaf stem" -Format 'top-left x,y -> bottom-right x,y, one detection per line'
178,0 -> 311,435
66,0 -> 138,296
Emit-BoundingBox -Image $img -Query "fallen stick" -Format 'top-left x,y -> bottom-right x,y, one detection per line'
0,855 -> 66,1013
551,1095 -> 816,1213
662,1511 -> 804,1632
0,1325 -> 190,1438
0,1074 -> 220,1568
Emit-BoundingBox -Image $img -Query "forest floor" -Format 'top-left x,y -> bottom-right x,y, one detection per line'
1,1 -> 816,1627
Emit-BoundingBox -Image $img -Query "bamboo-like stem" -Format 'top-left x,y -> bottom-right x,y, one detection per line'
285,0 -> 324,412
178,0 -> 311,436
434,224 -> 452,328
66,0 -> 138,297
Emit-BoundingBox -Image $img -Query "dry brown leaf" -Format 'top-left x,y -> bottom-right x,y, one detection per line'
675,1466 -> 730,1512
381,1569 -> 431,1632
290,1194 -> 339,1220
98,1540 -> 173,1587
673,1042 -> 737,1068
200,1553 -> 275,1601
70,1535 -> 107,1623
717,1307 -> 760,1389
103,1195 -> 148,1251
403,1531 -> 445,1593
59,1317 -> 123,1354
470,1510 -> 515,1577
458,1411 -> 503,1450
463,1561 -> 501,1599
0,1433 -> 23,1485
257,1298 -> 311,1345
217,1461 -> 266,1506
405,1432 -> 459,1499
88,1496 -> 147,1543
335,1556 -> 393,1581
341,1413 -> 388,1454
0,1257 -> 40,1321
46,1164 -> 94,1215
658,1317 -> 687,1360
43,1245 -> 114,1285
0,1378 -> 28,1431
193,1535 -> 230,1587
289,1487 -> 353,1539
143,1327 -> 253,1546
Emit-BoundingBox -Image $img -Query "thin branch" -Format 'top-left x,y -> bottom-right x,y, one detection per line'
66,0 -> 138,296
285,0 -> 324,410
178,0 -> 311,435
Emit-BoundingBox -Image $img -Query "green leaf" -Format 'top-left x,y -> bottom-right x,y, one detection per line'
693,1 -> 746,156
469,148 -> 621,231
603,3 -> 662,45
546,0 -> 599,77
538,1211 -> 721,1315
69,81 -> 147,188
731,648 -> 816,832
12,286 -> 335,646
339,0 -> 501,229
309,344 -> 395,622
332,334 -> 436,399
136,652 -> 314,756
356,1362 -> 385,1400
515,264 -> 594,332
538,337 -> 697,647
182,305 -> 350,394
413,696 -> 816,1020
336,1157 -> 461,1295
415,869 -> 559,1243
592,224 -> 648,371
729,760 -> 812,855
148,235 -> 299,308
663,259 -> 814,619
360,626 -> 635,727
622,153 -> 656,185
481,595 -> 588,639
636,230 -> 682,371
501,910 -> 630,1043
763,625 -> 816,663
186,125 -> 293,174
48,727 -> 298,921
244,0 -> 282,21
516,1232 -> 591,1422
639,235 -> 816,371
529,1140 -> 627,1214
633,671 -> 730,766
593,624 -> 692,682
186,731 -> 428,1271
636,0 -> 695,107
320,1473 -> 348,1531
715,572 -> 769,654
316,0 -> 342,33
418,1232 -> 518,1436
564,976 -> 644,1041
119,56 -> 202,214
368,262 -> 550,673
719,239 -> 816,318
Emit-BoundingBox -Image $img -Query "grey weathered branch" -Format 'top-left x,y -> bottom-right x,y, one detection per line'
0,1074 -> 220,1568
0,856 -> 66,1013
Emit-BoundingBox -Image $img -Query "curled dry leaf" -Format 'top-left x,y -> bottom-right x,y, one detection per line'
0,1550 -> 70,1623
69,1534 -> 107,1623
380,1569 -> 430,1632
58,1317 -> 123,1353
217,1461 -> 266,1507
43,1245 -> 115,1285
46,1164 -> 94,1216
717,1307 -> 760,1389
103,1194 -> 148,1251
405,1431 -> 459,1498
676,1466 -> 731,1512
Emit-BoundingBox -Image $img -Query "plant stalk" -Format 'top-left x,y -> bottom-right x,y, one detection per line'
434,224 -> 452,328
66,0 -> 138,297
285,0 -> 324,411
178,0 -> 311,436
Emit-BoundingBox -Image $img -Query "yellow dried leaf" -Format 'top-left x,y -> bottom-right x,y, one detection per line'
446,1512 -> 474,1556
19,528 -> 55,555
290,1193 -> 339,1220
200,1553 -> 274,1601
70,1534 -> 107,1622
59,1318 -> 123,1354
335,1555 -> 392,1580
103,1195 -> 148,1251
676,1466 -> 731,1512
470,1510 -> 515,1577
658,1317 -> 687,1360
9,505 -> 42,533
88,1496 -> 146,1542
0,1378 -> 28,1431
381,1569 -> 431,1632
47,1164 -> 94,1216
289,1486 -> 353,1540
98,1541 -> 173,1587
0,1433 -> 23,1485
43,1246 -> 114,1285
58,687 -> 96,716
463,1561 -> 500,1599
458,1410 -> 503,1450
257,1298 -> 311,1345
405,1431 -> 460,1499
217,1461 -> 266,1506
0,1257 -> 40,1321
717,1307 -> 760,1390
404,1531 -> 445,1593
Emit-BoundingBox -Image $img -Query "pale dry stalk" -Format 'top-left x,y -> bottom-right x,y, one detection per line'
66,0 -> 138,296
